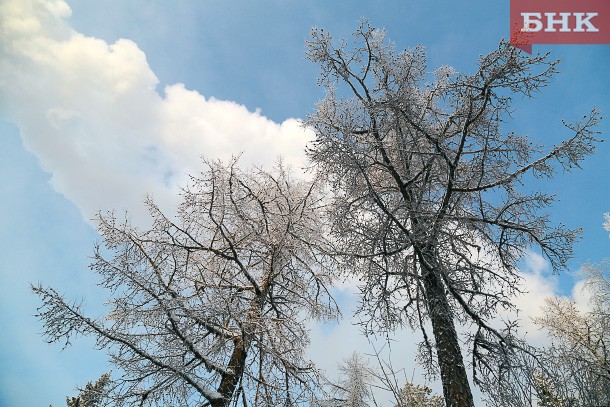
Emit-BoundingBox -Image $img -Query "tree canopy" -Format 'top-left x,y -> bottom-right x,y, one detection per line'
34,161 -> 337,406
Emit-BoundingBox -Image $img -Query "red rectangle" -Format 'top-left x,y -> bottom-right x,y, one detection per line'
510,0 -> 610,53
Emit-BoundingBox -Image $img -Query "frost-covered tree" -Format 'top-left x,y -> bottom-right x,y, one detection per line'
336,353 -> 376,407
394,381 -> 444,407
65,373 -> 111,407
306,21 -> 601,406
34,161 -> 337,407
479,341 -> 543,407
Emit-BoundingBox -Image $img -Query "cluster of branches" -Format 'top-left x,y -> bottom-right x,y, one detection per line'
316,352 -> 443,407
57,372 -> 111,407
34,161 -> 337,407
34,20 -> 603,407
533,263 -> 610,406
483,260 -> 610,406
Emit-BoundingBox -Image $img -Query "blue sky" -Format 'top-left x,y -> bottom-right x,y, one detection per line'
0,0 -> 609,405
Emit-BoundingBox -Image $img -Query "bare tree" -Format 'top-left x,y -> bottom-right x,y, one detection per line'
64,373 -> 112,407
336,353 -> 376,407
305,21 -> 601,406
34,160 -> 338,407
394,382 -> 444,407
478,340 -> 541,407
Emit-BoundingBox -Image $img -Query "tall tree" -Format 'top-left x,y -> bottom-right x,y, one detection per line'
336,353 -> 376,407
34,161 -> 337,407
305,21 -> 601,406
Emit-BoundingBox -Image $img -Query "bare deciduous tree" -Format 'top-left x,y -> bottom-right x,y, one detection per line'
34,161 -> 337,407
336,353 -> 376,407
64,372 -> 111,407
481,260 -> 610,407
305,21 -> 601,406
394,382 -> 444,407
478,339 -> 540,407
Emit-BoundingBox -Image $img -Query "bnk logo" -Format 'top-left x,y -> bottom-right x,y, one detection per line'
510,0 -> 610,53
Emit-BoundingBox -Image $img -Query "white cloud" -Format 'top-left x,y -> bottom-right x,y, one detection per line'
509,258 -> 560,345
0,0 -> 314,225
570,278 -> 594,313
482,250 -> 601,354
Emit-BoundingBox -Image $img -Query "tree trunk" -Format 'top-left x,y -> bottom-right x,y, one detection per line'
211,338 -> 248,407
422,264 -> 474,407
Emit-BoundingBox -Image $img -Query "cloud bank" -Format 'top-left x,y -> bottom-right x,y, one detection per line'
0,0 -> 313,223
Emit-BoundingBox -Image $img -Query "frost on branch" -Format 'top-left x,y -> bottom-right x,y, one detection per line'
66,372 -> 111,407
